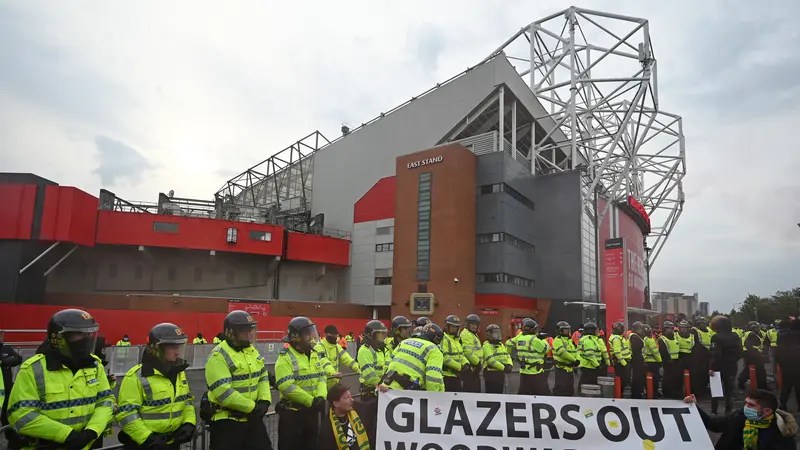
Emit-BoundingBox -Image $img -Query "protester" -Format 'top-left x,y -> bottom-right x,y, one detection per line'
0,336 -> 22,446
685,390 -> 797,449
776,318 -> 800,411
318,384 -> 376,450
709,315 -> 741,415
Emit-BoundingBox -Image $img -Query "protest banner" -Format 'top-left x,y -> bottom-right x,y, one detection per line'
377,390 -> 713,450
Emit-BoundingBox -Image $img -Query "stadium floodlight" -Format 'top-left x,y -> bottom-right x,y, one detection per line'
480,6 -> 686,267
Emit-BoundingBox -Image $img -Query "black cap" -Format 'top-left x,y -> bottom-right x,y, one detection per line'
324,325 -> 339,335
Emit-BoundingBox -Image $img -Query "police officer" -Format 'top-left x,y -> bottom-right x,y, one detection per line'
381,323 -> 445,392
691,317 -> 713,395
628,322 -> 647,399
441,315 -> 469,392
385,316 -> 413,355
192,333 -> 207,345
205,311 -> 273,450
117,335 -> 132,346
460,314 -> 483,393
608,321 -> 632,392
482,324 -> 512,394
116,323 -> 195,450
512,319 -> 550,395
643,324 -> 662,397
578,322 -> 609,387
315,325 -> 359,388
738,320 -> 767,391
275,317 -> 326,450
412,317 -> 431,328
658,320 -> 682,399
551,321 -> 578,396
358,320 -> 390,400
676,320 -> 694,372
9,309 -> 114,450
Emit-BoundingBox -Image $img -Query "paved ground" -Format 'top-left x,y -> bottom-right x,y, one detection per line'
2,360 -> 796,449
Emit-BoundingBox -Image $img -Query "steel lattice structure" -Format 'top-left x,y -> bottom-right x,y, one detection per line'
481,6 -> 686,266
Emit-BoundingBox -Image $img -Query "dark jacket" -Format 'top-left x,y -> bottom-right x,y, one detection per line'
0,342 -> 23,423
318,400 -> 377,450
699,407 -> 797,450
710,331 -> 741,373
776,329 -> 800,374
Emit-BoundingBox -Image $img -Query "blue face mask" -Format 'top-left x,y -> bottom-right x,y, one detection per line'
743,406 -> 762,420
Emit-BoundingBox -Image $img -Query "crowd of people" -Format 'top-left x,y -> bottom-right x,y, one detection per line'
3,310 -> 800,450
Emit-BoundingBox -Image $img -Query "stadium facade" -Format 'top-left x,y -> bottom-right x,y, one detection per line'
0,7 -> 685,339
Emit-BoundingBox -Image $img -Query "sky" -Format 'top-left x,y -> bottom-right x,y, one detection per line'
1,0 -> 798,312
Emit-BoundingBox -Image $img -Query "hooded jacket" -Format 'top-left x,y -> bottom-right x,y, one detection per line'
710,319 -> 741,373
699,407 -> 797,450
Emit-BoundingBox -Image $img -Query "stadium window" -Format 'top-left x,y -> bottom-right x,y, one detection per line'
249,230 -> 272,242
375,243 -> 394,252
374,277 -> 393,285
477,272 -> 535,287
153,221 -> 179,233
477,183 -> 535,211
376,226 -> 393,235
108,263 -> 118,279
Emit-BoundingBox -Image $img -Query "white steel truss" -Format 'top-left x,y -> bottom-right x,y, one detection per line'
481,6 -> 686,267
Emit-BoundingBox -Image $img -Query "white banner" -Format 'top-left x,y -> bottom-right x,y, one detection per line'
377,390 -> 713,450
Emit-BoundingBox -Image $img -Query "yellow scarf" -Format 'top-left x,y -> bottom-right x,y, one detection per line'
329,407 -> 370,450
743,413 -> 773,450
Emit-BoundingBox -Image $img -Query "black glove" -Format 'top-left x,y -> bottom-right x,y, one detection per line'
173,424 -> 196,444
64,430 -> 97,450
311,396 -> 326,412
267,372 -> 276,387
459,365 -> 471,375
250,400 -> 270,418
143,433 -> 170,450
573,360 -> 581,367
503,364 -> 513,374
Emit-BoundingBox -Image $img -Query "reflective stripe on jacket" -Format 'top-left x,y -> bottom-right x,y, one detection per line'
659,335 -> 680,360
386,337 -> 444,391
357,344 -> 390,388
205,342 -> 271,421
459,329 -> 483,366
441,335 -> 467,377
608,334 -> 632,365
578,335 -> 609,369
315,339 -> 359,387
643,337 -> 662,363
116,364 -> 195,444
482,341 -> 511,372
275,345 -> 326,409
513,335 -> 548,375
552,336 -> 577,372
677,335 -> 694,354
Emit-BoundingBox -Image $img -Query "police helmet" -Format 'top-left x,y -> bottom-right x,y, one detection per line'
522,318 -> 538,334
612,321 -> 625,334
486,324 -> 502,342
631,321 -> 645,335
695,317 -> 708,327
583,322 -> 598,334
224,310 -> 258,347
147,323 -> 188,365
48,309 -> 99,361
391,316 -> 413,331
678,320 -> 691,329
413,317 -> 431,327
421,323 -> 444,345
287,316 -> 318,348
747,321 -> 760,331
411,326 -> 425,338
365,320 -> 388,348
662,320 -> 675,330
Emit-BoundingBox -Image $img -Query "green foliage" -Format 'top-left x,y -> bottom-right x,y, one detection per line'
729,288 -> 800,326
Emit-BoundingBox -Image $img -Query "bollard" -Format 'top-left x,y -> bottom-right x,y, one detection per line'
683,369 -> 691,397
614,376 -> 622,399
777,364 -> 783,390
749,364 -> 757,393
646,372 -> 654,399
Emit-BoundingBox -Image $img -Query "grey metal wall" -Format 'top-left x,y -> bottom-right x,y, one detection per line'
475,152 -> 538,298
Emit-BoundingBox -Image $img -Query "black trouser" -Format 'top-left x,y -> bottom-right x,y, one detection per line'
277,408 -> 317,450
518,373 -> 550,395
579,367 -> 601,388
780,365 -> 800,411
711,369 -> 736,415
738,359 -> 767,390
691,348 -> 710,395
461,368 -> 482,393
122,441 -> 180,450
646,362 -> 662,398
553,367 -> 575,396
483,370 -> 505,394
662,360 -> 683,399
613,363 -> 630,393
444,376 -> 462,392
630,362 -> 646,399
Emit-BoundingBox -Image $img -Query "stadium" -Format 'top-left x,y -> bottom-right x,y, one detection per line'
0,7 -> 686,341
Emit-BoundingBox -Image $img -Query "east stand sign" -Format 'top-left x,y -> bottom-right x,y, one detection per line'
377,390 -> 713,450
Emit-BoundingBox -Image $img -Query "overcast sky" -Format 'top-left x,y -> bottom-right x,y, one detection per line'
1,1 -> 798,312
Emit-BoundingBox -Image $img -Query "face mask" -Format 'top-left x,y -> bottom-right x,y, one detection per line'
326,335 -> 338,344
743,406 -> 762,420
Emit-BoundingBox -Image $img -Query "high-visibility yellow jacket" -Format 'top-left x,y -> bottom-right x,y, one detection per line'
608,334 -> 632,366
482,341 -> 511,372
384,337 -> 406,356
345,336 -> 355,342
551,336 -> 578,372
192,338 -> 207,345
767,329 -> 779,347
204,341 -> 271,422
385,338 -> 444,391
116,364 -> 195,444
578,335 -> 609,369
459,329 -> 483,367
677,334 -> 694,354
8,353 -> 114,448
742,331 -> 764,353
0,371 -> 4,418
274,345 -> 326,410
511,334 -> 549,375
212,337 -> 222,344
357,344 -> 390,388
659,335 -> 680,360
441,334 -> 468,377
116,340 -> 131,347
693,328 -> 713,349
314,339 -> 359,387
644,336 -> 662,363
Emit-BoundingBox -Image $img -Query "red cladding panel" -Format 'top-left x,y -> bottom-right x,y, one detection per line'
40,186 -> 99,247
0,184 -> 36,239
95,210 -> 284,256
285,232 -> 350,266
619,209 -> 646,309
475,294 -> 537,310
354,176 -> 396,223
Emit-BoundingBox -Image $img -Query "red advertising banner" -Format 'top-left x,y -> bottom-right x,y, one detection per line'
603,238 -> 626,337
478,309 -> 499,315
228,299 -> 270,317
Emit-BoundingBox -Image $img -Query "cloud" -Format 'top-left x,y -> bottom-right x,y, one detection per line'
92,135 -> 154,186
0,0 -> 798,312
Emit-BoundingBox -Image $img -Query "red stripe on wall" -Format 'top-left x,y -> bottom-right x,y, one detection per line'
354,176 -> 396,224
285,232 -> 351,266
40,186 -> 99,247
475,294 -> 538,310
